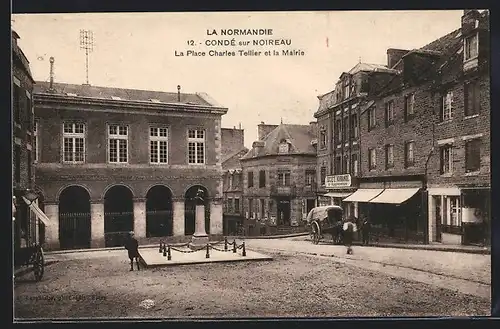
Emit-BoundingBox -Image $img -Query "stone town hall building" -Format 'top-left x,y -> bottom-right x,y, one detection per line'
33,80 -> 228,250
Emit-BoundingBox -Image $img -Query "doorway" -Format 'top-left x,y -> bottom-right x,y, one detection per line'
276,197 -> 291,226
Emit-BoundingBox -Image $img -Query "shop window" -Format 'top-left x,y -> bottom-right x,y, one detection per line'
442,196 -> 461,234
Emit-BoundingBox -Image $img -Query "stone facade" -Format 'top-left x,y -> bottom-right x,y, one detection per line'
240,123 -> 317,235
12,30 -> 37,249
356,10 -> 490,245
34,81 -> 228,250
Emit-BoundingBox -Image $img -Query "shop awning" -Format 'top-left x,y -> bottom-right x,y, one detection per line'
343,189 -> 384,202
22,196 -> 50,225
368,188 -> 420,204
324,192 -> 353,198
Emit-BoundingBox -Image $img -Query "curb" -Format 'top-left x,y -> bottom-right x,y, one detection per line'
43,233 -> 309,255
300,238 -> 490,255
226,232 -> 309,240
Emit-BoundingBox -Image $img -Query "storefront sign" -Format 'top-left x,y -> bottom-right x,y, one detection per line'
325,174 -> 351,189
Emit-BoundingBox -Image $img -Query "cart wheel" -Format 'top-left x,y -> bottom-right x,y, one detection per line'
33,246 -> 44,282
311,222 -> 321,245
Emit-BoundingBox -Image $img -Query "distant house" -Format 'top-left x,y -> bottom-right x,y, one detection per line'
33,79 -> 228,250
240,122 -> 318,235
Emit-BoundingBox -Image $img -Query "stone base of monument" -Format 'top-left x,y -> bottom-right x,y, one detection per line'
188,234 -> 210,250
139,245 -> 273,268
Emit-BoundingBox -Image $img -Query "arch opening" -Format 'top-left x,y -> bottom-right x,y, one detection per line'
104,185 -> 134,247
58,186 -> 91,250
146,185 -> 173,237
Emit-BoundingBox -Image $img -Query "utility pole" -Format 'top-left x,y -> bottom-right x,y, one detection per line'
79,29 -> 94,85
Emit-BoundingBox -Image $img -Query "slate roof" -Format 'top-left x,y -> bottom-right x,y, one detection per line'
33,81 -> 220,107
241,124 -> 316,160
12,30 -> 34,81
222,147 -> 249,170
347,62 -> 397,75
373,26 -> 465,97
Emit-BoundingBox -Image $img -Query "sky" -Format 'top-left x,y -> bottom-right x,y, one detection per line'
12,10 -> 465,148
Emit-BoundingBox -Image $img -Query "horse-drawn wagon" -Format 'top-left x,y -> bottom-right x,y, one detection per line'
305,205 -> 344,245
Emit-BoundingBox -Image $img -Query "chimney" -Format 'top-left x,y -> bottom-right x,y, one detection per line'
177,85 -> 181,102
49,57 -> 55,91
461,9 -> 481,32
257,123 -> 278,140
386,48 -> 410,69
309,121 -> 318,135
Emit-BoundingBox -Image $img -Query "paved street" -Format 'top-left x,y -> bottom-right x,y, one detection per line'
14,238 -> 490,319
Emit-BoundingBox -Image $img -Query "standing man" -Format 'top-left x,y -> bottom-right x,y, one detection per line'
361,216 -> 371,245
124,231 -> 140,271
343,218 -> 357,255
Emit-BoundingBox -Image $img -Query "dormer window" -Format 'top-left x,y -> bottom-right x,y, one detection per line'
343,79 -> 350,100
278,139 -> 290,154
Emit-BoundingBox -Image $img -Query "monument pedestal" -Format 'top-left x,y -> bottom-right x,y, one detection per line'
189,204 -> 209,249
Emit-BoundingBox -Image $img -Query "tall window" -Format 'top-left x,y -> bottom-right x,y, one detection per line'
335,119 -> 342,143
385,144 -> 394,169
188,129 -> 205,164
228,198 -> 234,213
320,167 -> 326,186
405,141 -> 415,168
150,127 -> 168,163
368,108 -> 376,130
350,114 -> 358,139
342,117 -> 349,141
404,93 -> 415,120
465,138 -> 481,173
343,79 -> 350,99
319,128 -> 326,149
234,198 -> 240,213
441,91 -> 454,121
63,122 -> 86,163
248,199 -> 253,218
108,124 -> 128,163
335,156 -> 342,175
33,121 -> 38,163
351,153 -> 359,176
305,170 -> 316,186
247,171 -> 254,188
14,144 -> 20,183
343,155 -> 349,174
464,81 -> 480,117
385,100 -> 395,127
259,170 -> 266,188
464,33 -> 479,61
277,171 -> 291,186
440,144 -> 453,174
368,148 -> 376,170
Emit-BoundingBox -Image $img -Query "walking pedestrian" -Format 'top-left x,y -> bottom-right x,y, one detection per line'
124,231 -> 140,271
362,216 -> 371,245
343,218 -> 357,255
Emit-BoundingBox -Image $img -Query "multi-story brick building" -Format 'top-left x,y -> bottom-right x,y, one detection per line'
33,79 -> 228,250
221,127 -> 248,235
314,62 -> 397,215
12,30 -> 47,249
240,122 -> 317,235
353,10 -> 490,245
